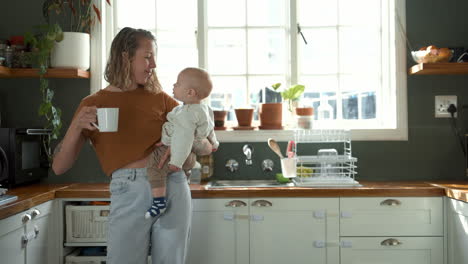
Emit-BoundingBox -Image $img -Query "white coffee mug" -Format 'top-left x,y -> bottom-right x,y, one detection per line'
92,108 -> 119,132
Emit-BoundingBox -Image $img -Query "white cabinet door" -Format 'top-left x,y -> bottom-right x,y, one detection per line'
25,201 -> 54,264
340,197 -> 443,236
340,237 -> 443,264
26,210 -> 51,264
0,214 -> 26,264
249,198 -> 339,264
188,199 -> 249,264
447,198 -> 468,264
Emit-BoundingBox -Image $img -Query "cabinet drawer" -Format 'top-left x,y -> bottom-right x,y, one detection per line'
340,197 -> 443,236
340,237 -> 443,264
193,199 -> 249,212
250,198 -> 338,211
0,200 -> 53,236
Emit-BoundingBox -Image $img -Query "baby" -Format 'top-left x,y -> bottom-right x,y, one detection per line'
145,67 -> 219,219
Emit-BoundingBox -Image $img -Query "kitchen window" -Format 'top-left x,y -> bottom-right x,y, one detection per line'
93,0 -> 407,141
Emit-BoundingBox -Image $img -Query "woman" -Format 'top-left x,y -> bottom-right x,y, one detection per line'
52,27 -> 211,264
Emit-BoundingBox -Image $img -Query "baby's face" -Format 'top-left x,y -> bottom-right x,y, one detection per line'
172,72 -> 191,102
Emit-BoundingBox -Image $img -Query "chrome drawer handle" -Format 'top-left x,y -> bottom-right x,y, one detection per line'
31,209 -> 41,218
380,238 -> 402,246
380,199 -> 401,206
22,214 -> 32,223
251,200 -> 272,207
225,200 -> 247,207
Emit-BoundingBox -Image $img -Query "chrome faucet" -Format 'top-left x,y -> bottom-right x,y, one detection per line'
243,144 -> 253,165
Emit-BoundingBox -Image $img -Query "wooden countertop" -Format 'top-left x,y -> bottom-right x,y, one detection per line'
0,184 -> 70,220
1,181 -> 468,220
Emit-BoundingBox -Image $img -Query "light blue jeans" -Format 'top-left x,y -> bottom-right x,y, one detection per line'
106,168 -> 192,264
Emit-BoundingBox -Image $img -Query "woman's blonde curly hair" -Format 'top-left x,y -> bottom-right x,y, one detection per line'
104,27 -> 161,93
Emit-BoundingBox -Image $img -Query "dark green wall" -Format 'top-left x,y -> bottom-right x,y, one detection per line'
1,0 -> 468,184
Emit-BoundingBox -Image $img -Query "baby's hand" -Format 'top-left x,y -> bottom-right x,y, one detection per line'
169,164 -> 181,172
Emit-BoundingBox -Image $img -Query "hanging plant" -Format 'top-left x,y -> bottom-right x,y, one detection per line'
25,23 -> 64,161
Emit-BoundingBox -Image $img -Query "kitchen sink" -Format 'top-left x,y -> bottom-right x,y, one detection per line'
205,180 -> 295,189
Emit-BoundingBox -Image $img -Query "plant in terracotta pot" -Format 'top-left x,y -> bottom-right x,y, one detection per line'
234,108 -> 254,129
259,83 -> 283,129
213,110 -> 228,130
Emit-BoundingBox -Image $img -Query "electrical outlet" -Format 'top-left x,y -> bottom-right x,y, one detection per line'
435,95 -> 457,118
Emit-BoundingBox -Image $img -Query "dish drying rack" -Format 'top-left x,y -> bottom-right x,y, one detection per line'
292,129 -> 360,187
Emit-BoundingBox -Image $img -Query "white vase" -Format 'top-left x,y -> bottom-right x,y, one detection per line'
51,32 -> 90,70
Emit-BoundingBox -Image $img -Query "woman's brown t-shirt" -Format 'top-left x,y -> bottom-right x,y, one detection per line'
74,88 -> 178,176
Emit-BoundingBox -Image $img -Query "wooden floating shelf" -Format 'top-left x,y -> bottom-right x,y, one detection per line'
0,66 -> 90,79
409,62 -> 468,75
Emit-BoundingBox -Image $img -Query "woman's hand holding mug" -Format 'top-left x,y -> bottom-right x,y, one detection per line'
73,106 -> 98,132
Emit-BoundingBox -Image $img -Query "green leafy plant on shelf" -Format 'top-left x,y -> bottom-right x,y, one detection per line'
269,83 -> 306,112
281,84 -> 305,112
25,23 -> 64,161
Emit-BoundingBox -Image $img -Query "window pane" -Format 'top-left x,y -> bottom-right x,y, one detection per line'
247,0 -> 286,26
342,93 -> 359,120
208,0 -> 245,27
339,0 -> 380,26
248,76 -> 286,104
298,0 -> 337,26
340,74 -> 379,93
116,0 -> 155,29
299,28 -> 338,74
157,0 -> 197,30
339,27 -> 381,73
248,29 -> 286,74
300,75 -> 339,94
208,29 -> 246,74
157,31 -> 198,73
361,92 -> 376,119
340,75 -> 378,120
210,76 -> 246,120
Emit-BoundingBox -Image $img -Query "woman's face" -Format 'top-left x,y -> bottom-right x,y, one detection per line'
130,38 -> 156,87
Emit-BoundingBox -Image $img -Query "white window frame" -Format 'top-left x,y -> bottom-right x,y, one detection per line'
92,0 -> 408,142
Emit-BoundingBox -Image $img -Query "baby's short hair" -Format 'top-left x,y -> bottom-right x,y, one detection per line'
180,67 -> 213,100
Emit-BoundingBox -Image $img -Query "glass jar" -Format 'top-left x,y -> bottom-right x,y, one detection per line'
0,43 -> 6,60
4,46 -> 13,68
317,97 -> 334,120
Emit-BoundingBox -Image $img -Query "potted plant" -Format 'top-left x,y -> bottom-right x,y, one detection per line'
44,0 -> 111,70
281,84 -> 305,113
259,83 -> 283,129
234,108 -> 254,129
24,23 -> 64,160
213,110 -> 228,130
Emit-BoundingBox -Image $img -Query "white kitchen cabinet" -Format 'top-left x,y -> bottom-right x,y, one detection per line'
188,198 -> 249,264
0,200 -> 56,264
340,197 -> 443,236
0,212 -> 26,263
447,197 -> 468,264
340,237 -> 444,264
249,198 -> 339,264
188,198 -> 339,264
340,197 -> 444,264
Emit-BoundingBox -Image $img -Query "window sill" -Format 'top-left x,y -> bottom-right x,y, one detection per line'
215,127 -> 408,142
